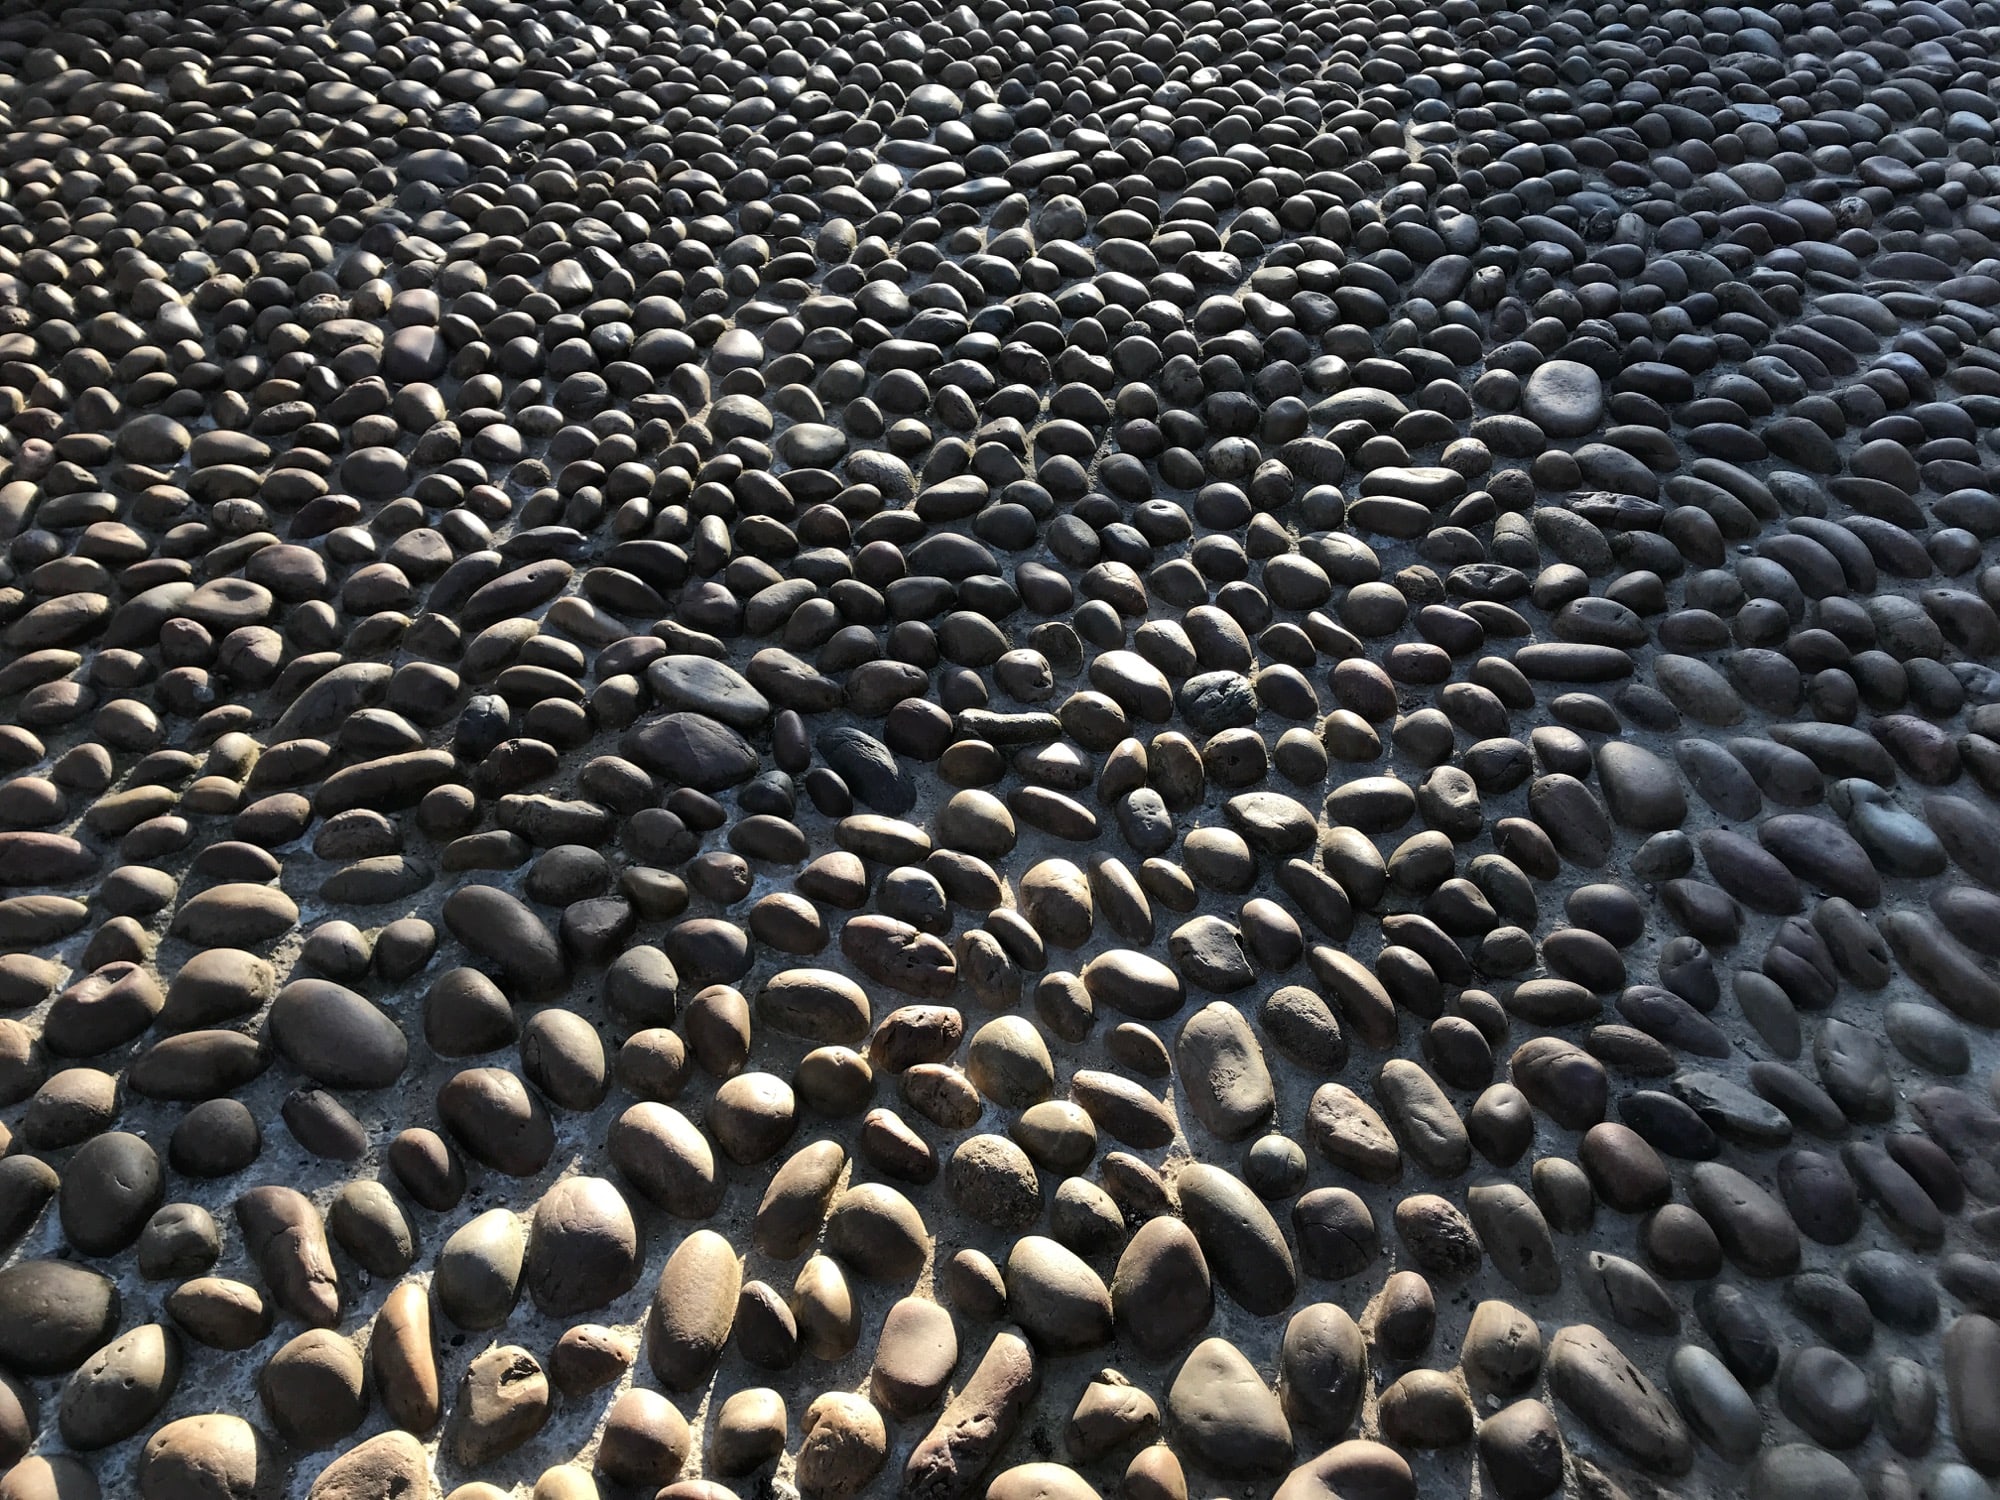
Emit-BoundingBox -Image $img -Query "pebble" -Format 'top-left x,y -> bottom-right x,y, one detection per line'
1274,1442 -> 1414,1500
0,1262 -> 119,1376
166,1279 -> 271,1355
436,1209 -> 525,1332
1174,1004 -> 1275,1142
1378,1368 -> 1474,1449
905,1327 -> 1036,1499
0,0 -> 1996,1486
1111,1218 -> 1214,1360
986,1465 -> 1099,1500
1066,1371 -> 1158,1464
1874,1356 -> 1938,1457
308,1432 -> 429,1500
1004,1237 -> 1112,1355
597,1387 -> 691,1490
372,1281 -> 440,1434
797,1393 -> 886,1497
258,1329 -> 367,1450
1688,1162 -> 1803,1278
1546,1324 -> 1694,1476
1745,1446 -> 1867,1500
1278,1304 -> 1365,1440
1175,1165 -> 1298,1317
138,1415 -> 280,1500
649,1230 -> 740,1392
872,1297 -> 958,1420
1376,1060 -> 1471,1177
1944,1316 -> 2000,1475
1166,1337 -> 1293,1478
58,1323 -> 179,1452
1477,1400 -> 1565,1500
525,1177 -> 640,1316
1462,1300 -> 1544,1399
451,1345 -> 550,1467
1777,1346 -> 1874,1449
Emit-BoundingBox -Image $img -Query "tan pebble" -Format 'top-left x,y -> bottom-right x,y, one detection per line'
1272,1440 -> 1414,1500
1123,1443 -> 1188,1500
860,1107 -> 937,1183
616,1029 -> 689,1101
710,1387 -> 788,1476
550,1323 -> 635,1399
709,1071 -> 799,1165
450,1344 -> 549,1466
1019,859 -> 1094,948
758,968 -> 871,1045
904,1327 -> 1038,1498
900,1062 -> 983,1130
531,1464 -> 597,1500
388,1128 -> 466,1213
518,1007 -> 608,1110
825,1182 -> 929,1280
0,1455 -> 99,1500
965,1017 -> 1055,1108
1067,1369 -> 1159,1463
683,987 -> 751,1077
1005,1236 -> 1113,1355
1165,1336 -> 1293,1477
869,1004 -> 965,1073
165,1277 -> 271,1352
794,1046 -> 875,1114
595,1386 -> 690,1489
372,1279 -> 440,1432
987,1463 -> 1101,1500
138,1414 -> 281,1500
1371,1270 -> 1437,1359
648,1229 -> 740,1390
326,1181 -> 417,1279
944,1247 -> 1008,1321
305,1430 -> 429,1500
1012,1100 -> 1097,1174
797,1391 -> 888,1499
525,1175 -> 641,1317
235,1185 -> 341,1328
735,1281 -> 801,1370
258,1328 -> 366,1449
59,1322 -> 177,1452
753,1139 -> 847,1258
1111,1217 -> 1214,1359
1461,1299 -> 1544,1398
871,1295 -> 959,1418
607,1102 -> 721,1218
1377,1368 -> 1475,1448
435,1208 -> 525,1331
792,1253 -> 861,1360
1278,1304 -> 1365,1441
947,1134 -> 1043,1230
435,1066 -> 554,1177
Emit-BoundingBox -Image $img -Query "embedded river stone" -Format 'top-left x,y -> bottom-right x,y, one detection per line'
1174,1003 -> 1275,1142
0,1262 -> 121,1376
1175,1165 -> 1299,1317
1110,1218 -> 1214,1360
58,1323 -> 181,1451
6,0 -> 2000,1491
905,1328 -> 1038,1500
1167,1337 -> 1293,1478
1546,1324 -> 1695,1476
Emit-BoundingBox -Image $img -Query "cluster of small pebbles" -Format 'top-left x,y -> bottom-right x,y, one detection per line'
10,0 -> 2000,1496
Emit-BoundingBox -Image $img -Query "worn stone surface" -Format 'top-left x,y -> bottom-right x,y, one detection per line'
2,2 -> 2000,1496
